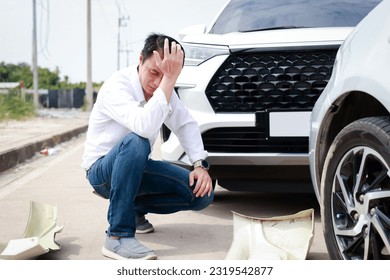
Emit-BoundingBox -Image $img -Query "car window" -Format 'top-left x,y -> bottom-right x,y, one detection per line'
209,0 -> 382,34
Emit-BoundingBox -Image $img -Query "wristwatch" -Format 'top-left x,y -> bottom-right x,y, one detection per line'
193,159 -> 210,171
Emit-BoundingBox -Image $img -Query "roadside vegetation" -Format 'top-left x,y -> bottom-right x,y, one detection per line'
0,62 -> 102,121
0,89 -> 35,121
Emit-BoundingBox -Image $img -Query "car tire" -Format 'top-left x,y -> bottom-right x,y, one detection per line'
321,116 -> 390,260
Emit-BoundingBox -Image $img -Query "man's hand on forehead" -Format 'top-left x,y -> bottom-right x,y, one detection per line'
153,38 -> 184,80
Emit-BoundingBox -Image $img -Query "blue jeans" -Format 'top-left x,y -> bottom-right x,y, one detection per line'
86,133 -> 214,238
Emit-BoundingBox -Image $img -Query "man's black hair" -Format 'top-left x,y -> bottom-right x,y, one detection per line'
141,33 -> 185,65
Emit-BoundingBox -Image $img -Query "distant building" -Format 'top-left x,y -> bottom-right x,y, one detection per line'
0,82 -> 20,94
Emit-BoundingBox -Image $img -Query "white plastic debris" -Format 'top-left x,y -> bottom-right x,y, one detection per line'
0,201 -> 64,260
226,209 -> 314,260
40,147 -> 58,156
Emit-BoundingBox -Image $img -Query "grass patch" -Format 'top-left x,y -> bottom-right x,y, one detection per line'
0,91 -> 36,121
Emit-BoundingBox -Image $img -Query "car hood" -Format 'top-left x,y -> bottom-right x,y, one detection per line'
181,27 -> 353,49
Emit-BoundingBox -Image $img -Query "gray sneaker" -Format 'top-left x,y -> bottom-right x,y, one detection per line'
102,236 -> 157,260
136,215 -> 154,234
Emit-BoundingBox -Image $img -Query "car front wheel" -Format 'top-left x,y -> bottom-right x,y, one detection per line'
321,117 -> 390,260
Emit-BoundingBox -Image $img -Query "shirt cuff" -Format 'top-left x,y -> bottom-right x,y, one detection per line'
190,150 -> 209,165
155,87 -> 172,113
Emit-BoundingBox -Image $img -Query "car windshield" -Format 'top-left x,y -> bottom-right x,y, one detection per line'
209,0 -> 381,34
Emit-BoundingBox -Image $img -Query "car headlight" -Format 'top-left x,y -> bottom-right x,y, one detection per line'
181,43 -> 229,66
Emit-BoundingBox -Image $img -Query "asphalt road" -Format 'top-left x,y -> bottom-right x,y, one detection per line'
0,135 -> 329,260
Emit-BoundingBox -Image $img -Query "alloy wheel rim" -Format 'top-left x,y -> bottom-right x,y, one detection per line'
331,146 -> 390,259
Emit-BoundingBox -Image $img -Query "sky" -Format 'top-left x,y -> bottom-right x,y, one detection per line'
0,0 -> 227,83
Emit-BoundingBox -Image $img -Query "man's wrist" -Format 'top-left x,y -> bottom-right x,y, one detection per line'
193,159 -> 210,171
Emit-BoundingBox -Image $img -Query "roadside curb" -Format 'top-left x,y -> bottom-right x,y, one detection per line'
0,125 -> 88,173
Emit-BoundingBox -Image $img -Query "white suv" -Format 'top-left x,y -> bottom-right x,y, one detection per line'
161,0 -> 380,190
309,0 -> 389,259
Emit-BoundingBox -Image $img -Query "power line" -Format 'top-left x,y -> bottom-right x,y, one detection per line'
37,0 -> 51,59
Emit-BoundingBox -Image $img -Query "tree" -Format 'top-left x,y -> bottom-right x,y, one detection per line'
4,63 -> 33,87
1,62 -> 61,89
38,67 -> 60,88
0,62 -> 9,81
0,62 -> 103,90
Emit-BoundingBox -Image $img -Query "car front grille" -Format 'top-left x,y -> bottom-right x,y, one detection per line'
202,127 -> 308,153
205,49 -> 338,112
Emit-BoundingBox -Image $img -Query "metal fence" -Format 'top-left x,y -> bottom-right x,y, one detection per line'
39,88 -> 96,108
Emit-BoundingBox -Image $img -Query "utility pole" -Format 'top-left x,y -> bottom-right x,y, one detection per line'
86,0 -> 93,111
117,16 -> 130,70
116,0 -> 132,70
32,0 -> 39,109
